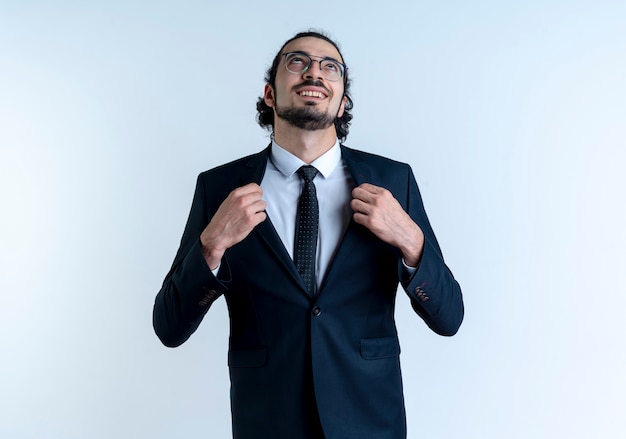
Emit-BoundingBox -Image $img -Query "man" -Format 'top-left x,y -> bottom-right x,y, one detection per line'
153,31 -> 464,439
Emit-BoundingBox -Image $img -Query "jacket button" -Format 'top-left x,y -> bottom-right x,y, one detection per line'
415,287 -> 429,302
311,306 -> 322,317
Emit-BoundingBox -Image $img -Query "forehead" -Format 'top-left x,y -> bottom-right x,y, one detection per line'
281,37 -> 343,62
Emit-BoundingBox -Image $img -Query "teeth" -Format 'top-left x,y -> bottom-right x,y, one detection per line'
299,90 -> 324,98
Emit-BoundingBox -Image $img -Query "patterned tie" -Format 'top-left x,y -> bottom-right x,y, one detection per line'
295,165 -> 319,296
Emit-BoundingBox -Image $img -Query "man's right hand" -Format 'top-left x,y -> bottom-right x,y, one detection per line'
200,183 -> 267,270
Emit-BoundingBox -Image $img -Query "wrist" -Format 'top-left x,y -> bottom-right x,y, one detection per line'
400,228 -> 424,267
402,251 -> 421,268
201,240 -> 225,270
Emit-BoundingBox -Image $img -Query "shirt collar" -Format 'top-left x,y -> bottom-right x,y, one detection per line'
270,139 -> 341,179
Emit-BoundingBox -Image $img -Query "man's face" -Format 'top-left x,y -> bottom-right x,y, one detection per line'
264,36 -> 347,132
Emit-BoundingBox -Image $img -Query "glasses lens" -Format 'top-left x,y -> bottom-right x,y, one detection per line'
320,60 -> 343,81
285,53 -> 310,74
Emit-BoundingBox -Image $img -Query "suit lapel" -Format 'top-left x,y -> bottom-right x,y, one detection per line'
341,145 -> 372,186
239,145 -> 270,186
317,146 -> 374,294
240,146 -> 308,296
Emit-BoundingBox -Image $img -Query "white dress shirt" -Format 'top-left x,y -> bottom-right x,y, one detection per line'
261,140 -> 354,289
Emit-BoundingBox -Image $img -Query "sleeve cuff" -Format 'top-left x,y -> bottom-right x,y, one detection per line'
402,258 -> 418,275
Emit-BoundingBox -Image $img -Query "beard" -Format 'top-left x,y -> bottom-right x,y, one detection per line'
275,102 -> 336,131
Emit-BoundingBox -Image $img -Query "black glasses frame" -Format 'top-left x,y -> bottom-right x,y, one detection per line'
282,52 -> 347,81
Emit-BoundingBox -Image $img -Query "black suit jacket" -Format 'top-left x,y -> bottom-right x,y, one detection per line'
153,145 -> 464,439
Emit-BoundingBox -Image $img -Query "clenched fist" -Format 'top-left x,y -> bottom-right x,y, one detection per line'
351,183 -> 424,267
200,183 -> 267,269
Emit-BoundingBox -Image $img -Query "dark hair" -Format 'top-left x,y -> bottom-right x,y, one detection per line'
256,30 -> 354,143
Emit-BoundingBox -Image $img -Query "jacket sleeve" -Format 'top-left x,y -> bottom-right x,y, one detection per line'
400,166 -> 464,336
153,174 -> 230,347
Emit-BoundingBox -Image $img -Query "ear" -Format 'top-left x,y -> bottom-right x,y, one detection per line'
337,95 -> 347,118
264,84 -> 275,107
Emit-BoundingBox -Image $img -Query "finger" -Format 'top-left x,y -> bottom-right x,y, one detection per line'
350,198 -> 371,214
250,199 -> 267,214
352,186 -> 376,203
230,189 -> 265,210
252,210 -> 267,225
241,182 -> 262,191
352,211 -> 384,235
356,183 -> 384,194
354,183 -> 389,201
232,183 -> 264,197
352,211 -> 367,226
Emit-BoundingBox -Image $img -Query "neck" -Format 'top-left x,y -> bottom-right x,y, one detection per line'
273,121 -> 338,164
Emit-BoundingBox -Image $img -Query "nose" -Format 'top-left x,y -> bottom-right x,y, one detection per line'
303,60 -> 324,80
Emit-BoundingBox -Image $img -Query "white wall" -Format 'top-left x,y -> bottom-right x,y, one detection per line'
1,1 -> 625,438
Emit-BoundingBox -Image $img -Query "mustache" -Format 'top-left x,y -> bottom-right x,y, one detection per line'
293,80 -> 331,95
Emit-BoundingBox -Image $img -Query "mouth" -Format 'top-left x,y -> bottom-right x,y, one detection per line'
294,81 -> 330,100
298,90 -> 327,99
298,90 -> 326,99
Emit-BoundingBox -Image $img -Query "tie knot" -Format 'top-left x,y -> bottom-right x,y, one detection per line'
297,165 -> 318,183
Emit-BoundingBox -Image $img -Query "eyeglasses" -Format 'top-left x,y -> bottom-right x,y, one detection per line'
282,52 -> 347,82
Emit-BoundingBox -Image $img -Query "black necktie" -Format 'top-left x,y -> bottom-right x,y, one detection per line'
295,165 -> 319,296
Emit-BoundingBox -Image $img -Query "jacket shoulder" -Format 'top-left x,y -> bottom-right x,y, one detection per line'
198,147 -> 269,181
341,145 -> 410,169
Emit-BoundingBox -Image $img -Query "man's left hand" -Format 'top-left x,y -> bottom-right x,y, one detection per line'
351,183 -> 424,267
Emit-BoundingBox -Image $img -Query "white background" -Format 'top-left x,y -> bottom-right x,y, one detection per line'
1,1 -> 625,438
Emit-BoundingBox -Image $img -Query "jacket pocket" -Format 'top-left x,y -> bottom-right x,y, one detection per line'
360,336 -> 400,360
228,347 -> 267,368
